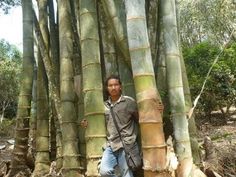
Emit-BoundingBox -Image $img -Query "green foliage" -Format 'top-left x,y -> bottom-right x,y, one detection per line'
0,39 -> 22,118
0,0 -> 21,14
179,0 -> 235,47
0,39 -> 21,62
0,118 -> 15,137
183,41 -> 236,116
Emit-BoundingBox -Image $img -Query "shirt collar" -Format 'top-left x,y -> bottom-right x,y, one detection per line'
107,95 -> 125,107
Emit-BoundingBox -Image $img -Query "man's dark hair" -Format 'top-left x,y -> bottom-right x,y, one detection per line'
105,75 -> 122,86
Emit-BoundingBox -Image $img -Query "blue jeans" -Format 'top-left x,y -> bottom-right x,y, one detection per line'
100,146 -> 133,177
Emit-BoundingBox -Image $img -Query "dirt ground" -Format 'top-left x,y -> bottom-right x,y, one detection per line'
0,114 -> 235,177
196,114 -> 236,177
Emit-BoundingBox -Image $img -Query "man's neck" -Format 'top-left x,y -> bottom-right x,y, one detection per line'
110,95 -> 121,103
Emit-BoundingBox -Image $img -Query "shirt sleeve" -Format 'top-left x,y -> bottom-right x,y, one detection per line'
127,98 -> 139,121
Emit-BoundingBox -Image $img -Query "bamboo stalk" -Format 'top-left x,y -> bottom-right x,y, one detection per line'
101,0 -> 131,66
7,1 -> 34,176
80,0 -> 106,176
58,0 -> 82,176
161,0 -> 193,176
124,1 -> 168,176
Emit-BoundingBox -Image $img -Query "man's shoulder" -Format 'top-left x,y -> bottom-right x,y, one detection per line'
122,95 -> 136,102
104,100 -> 110,107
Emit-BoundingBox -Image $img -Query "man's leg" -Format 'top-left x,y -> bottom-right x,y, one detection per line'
100,147 -> 118,177
117,149 -> 133,177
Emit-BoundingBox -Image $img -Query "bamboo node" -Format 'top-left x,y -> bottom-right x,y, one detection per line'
142,144 -> 166,149
133,73 -> 154,78
84,112 -> 105,117
79,11 -> 96,17
175,139 -> 190,144
19,94 -> 31,96
139,121 -> 163,124
168,85 -> 183,90
129,45 -> 150,52
82,88 -> 103,93
85,135 -> 106,139
17,106 -> 31,109
170,112 -> 186,117
127,16 -> 145,20
15,128 -> 30,132
62,155 -> 80,158
136,88 -> 158,103
166,52 -> 180,58
82,61 -> 101,69
80,38 -> 99,43
16,117 -> 31,119
61,121 -> 78,124
86,155 -> 102,159
61,139 -> 79,143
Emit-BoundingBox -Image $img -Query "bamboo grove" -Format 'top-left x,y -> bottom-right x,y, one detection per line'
7,0 -> 206,177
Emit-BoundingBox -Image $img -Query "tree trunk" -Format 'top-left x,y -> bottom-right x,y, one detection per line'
124,1 -> 168,176
48,0 -> 60,87
7,0 -> 34,176
33,11 -> 61,125
75,75 -> 86,174
33,1 -> 51,176
29,65 -> 37,164
33,48 -> 50,177
48,0 -> 61,165
58,0 -> 82,176
33,9 -> 63,172
161,0 -> 193,176
175,1 -> 202,166
80,0 -> 106,176
147,0 -> 159,64
99,3 -> 118,78
101,0 -> 131,66
117,52 -> 135,99
180,53 -> 202,166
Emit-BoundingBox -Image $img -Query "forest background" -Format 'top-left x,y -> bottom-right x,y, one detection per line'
0,0 -> 235,177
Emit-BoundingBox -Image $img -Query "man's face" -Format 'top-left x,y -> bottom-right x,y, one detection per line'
107,78 -> 121,98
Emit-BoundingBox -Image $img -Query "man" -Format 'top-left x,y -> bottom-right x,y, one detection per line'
99,75 -> 140,177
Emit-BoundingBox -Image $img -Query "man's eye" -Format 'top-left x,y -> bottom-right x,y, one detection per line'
108,84 -> 119,87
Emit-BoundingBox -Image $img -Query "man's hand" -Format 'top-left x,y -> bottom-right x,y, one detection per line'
157,102 -> 164,113
80,119 -> 88,128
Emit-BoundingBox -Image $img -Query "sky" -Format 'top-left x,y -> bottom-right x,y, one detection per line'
0,6 -> 22,51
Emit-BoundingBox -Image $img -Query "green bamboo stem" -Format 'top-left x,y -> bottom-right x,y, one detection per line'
33,12 -> 64,171
33,50 -> 50,176
117,51 -> 136,99
33,1 -> 50,175
58,0 -> 81,176
175,3 -> 201,164
156,1 -> 173,139
48,0 -> 60,87
47,2 -> 62,166
33,11 -> 61,125
99,4 -> 118,77
147,0 -> 159,64
101,0 -> 131,66
80,0 -> 106,176
7,1 -> 34,176
180,54 -> 202,166
74,75 -> 87,173
125,1 -> 168,176
161,0 -> 193,176
29,66 -> 37,159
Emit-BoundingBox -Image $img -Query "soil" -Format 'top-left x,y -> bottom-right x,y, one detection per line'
0,137 -> 13,176
196,113 -> 236,177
